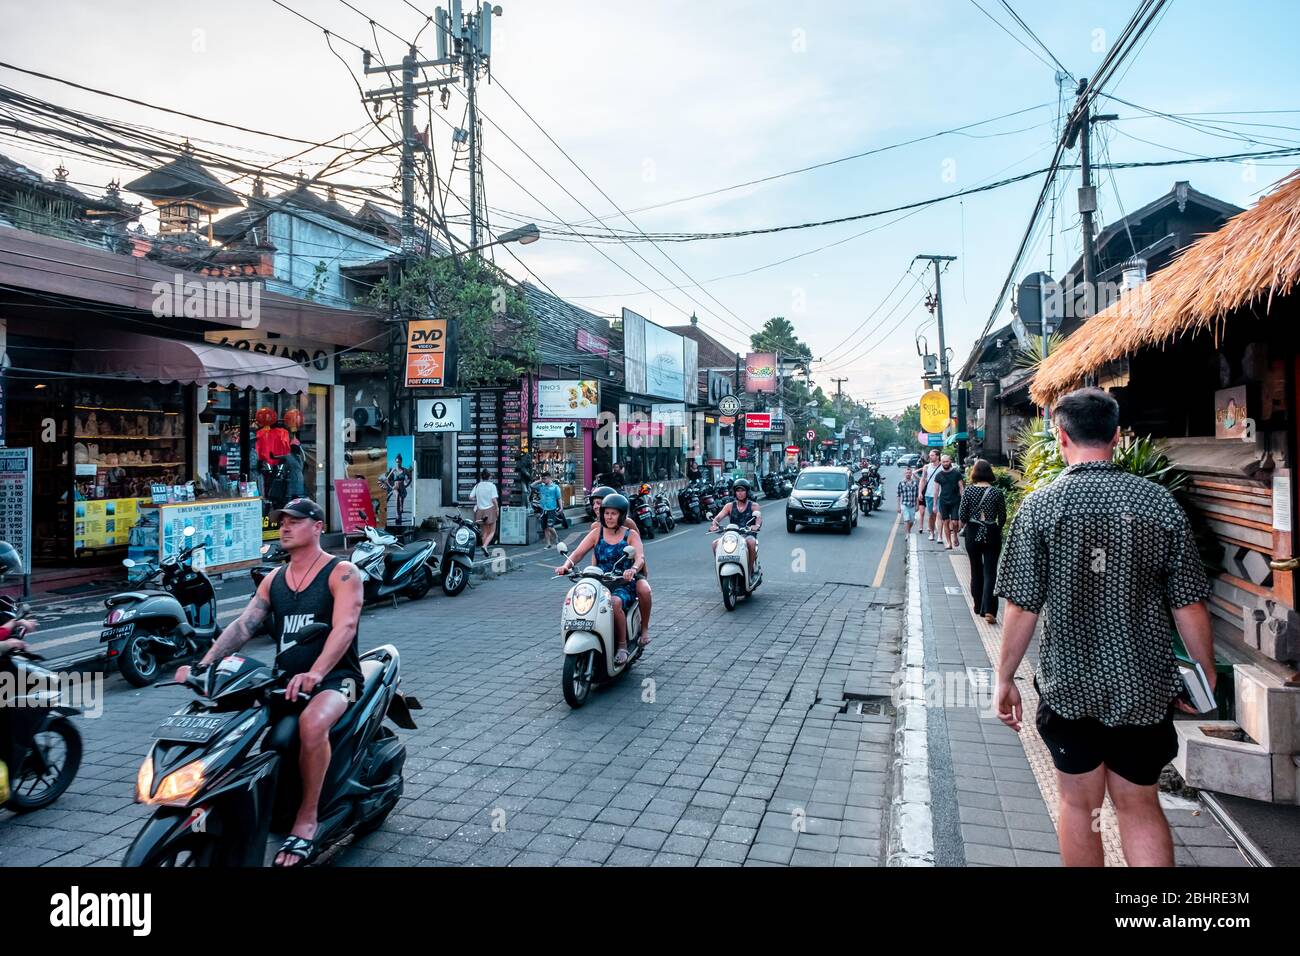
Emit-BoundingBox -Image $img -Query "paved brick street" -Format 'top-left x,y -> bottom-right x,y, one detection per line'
1,506 -> 907,867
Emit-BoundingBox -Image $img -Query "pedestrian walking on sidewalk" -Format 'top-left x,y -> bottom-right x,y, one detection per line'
920,449 -> 941,538
993,388 -> 1217,867
933,455 -> 964,549
470,470 -> 499,554
957,459 -> 1005,622
897,465 -> 919,534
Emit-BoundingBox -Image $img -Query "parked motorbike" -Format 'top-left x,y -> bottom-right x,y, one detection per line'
122,625 -> 421,866
652,483 -> 676,533
698,483 -> 718,521
627,485 -> 656,540
103,527 -> 221,687
437,512 -> 480,596
349,526 -> 437,606
712,524 -> 761,611
677,483 -> 703,524
554,542 -> 643,708
0,601 -> 83,811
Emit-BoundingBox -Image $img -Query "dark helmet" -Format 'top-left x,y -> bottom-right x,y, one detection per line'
588,484 -> 616,502
0,541 -> 22,578
600,493 -> 630,524
732,478 -> 751,495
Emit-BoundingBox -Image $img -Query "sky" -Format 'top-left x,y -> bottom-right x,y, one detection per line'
2,0 -> 1298,414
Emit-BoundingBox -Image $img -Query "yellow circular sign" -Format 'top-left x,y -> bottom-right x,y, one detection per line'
919,391 -> 951,433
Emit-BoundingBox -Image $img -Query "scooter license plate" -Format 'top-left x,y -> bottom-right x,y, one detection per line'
153,712 -> 232,744
100,623 -> 134,642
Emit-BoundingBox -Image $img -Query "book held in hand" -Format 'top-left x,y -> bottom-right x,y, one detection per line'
1177,659 -> 1217,713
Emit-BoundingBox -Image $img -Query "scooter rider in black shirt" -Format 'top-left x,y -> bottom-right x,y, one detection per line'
710,478 -> 762,577
174,498 -> 364,867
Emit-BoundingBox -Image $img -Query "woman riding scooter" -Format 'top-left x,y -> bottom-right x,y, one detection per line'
557,494 -> 646,666
710,478 -> 762,577
586,486 -> 652,648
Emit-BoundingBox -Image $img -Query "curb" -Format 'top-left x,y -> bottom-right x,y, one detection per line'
887,532 -> 936,866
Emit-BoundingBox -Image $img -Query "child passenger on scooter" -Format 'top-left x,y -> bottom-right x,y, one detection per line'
556,494 -> 648,665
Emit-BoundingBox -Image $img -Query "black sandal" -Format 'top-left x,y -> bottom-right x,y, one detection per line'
275,835 -> 318,867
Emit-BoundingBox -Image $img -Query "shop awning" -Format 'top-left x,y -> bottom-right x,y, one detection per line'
77,332 -> 309,394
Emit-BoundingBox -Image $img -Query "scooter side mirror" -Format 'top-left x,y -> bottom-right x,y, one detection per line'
261,544 -> 271,555
289,622 -> 330,644
556,542 -> 569,555
623,545 -> 637,560
183,526 -> 196,537
122,559 -> 136,568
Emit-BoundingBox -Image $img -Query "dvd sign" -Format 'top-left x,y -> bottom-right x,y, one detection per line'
416,398 -> 464,432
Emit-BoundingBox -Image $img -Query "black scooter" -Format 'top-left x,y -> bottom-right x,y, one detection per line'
0,601 -> 83,812
102,527 -> 221,687
122,624 -> 421,867
437,512 -> 480,596
677,483 -> 703,523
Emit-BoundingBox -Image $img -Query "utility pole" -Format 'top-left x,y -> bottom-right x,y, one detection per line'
914,254 -> 956,403
1062,77 -> 1117,318
363,4 -> 498,434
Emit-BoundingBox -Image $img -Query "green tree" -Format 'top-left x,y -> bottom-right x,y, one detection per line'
367,255 -> 538,388
898,404 -> 921,442
751,316 -> 811,359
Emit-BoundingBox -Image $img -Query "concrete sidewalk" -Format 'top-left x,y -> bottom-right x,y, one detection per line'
907,529 -> 1248,868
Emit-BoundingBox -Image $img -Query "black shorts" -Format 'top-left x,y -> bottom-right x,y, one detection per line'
939,498 -> 961,520
1035,702 -> 1177,786
315,669 -> 363,704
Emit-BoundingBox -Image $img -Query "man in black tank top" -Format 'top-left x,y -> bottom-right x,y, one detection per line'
709,478 -> 762,576
176,497 -> 364,867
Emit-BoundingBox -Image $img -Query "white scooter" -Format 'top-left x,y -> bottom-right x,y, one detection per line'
554,541 -> 643,708
713,523 -> 762,611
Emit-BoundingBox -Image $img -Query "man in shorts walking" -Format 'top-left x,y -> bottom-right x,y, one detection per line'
896,465 -> 919,534
994,388 -> 1216,866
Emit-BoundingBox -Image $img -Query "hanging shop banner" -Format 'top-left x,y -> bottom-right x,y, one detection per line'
382,436 -> 416,528
745,352 -> 778,393
744,412 -> 772,432
405,319 -> 447,388
417,397 -> 465,432
538,379 -> 600,419
0,448 -> 32,572
334,477 -> 379,534
203,333 -> 334,386
532,421 -> 579,440
576,329 -> 609,357
919,390 -> 951,433
158,497 -> 262,572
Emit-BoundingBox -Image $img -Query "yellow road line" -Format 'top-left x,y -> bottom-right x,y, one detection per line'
872,510 -> 903,587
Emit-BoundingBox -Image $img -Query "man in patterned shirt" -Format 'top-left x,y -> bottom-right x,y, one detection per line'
993,387 -> 1216,867
896,465 -> 919,534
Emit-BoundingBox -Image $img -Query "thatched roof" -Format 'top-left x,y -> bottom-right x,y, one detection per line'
1032,169 -> 1300,405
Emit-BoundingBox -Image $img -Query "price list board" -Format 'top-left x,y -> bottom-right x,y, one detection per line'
0,448 -> 32,574
455,385 -> 528,504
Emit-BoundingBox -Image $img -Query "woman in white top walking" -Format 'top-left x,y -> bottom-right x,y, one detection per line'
470,470 -> 499,555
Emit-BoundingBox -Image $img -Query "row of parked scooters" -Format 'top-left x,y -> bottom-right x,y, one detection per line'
98,514 -> 484,688
675,469 -> 796,525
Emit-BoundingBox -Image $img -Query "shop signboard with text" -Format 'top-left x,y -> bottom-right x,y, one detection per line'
744,412 -> 772,432
0,448 -> 31,574
532,421 -> 579,440
405,319 -> 447,388
576,329 -> 609,356
159,497 -> 262,572
538,379 -> 600,419
417,397 -> 464,432
334,477 -> 378,534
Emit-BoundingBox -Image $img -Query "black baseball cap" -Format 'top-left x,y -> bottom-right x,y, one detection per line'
272,497 -> 326,523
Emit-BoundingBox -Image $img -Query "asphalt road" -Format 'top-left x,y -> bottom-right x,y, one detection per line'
1,469 -> 910,867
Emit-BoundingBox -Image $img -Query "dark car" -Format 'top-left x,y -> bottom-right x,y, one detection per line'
786,466 -> 856,534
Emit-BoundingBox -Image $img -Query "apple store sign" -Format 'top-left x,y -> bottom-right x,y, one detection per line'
417,398 -> 465,432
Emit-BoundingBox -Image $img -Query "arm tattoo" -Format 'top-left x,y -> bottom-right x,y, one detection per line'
341,570 -> 354,582
203,595 -> 269,663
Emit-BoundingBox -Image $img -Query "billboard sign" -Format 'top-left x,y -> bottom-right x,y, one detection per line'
538,379 -> 600,419
744,412 -> 772,432
745,352 -> 777,393
404,319 -> 447,388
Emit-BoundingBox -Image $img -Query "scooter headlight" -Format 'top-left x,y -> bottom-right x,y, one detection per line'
722,533 -> 739,554
455,528 -> 472,546
152,760 -> 207,806
571,582 -> 597,616
135,756 -> 154,802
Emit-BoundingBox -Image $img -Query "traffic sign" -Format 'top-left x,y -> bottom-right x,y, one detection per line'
785,445 -> 800,454
805,429 -> 816,441
718,394 -> 741,416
